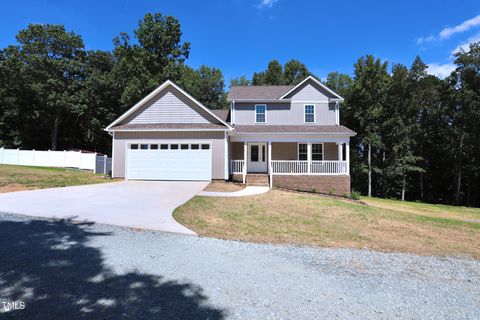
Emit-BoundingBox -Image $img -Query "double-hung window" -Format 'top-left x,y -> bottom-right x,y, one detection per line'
298,144 -> 307,161
304,105 -> 315,123
255,105 -> 266,123
298,143 -> 323,161
312,143 -> 323,160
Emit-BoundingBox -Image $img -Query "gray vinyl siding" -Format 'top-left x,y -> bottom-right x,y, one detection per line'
233,79 -> 340,126
123,86 -> 219,125
113,131 -> 225,179
290,83 -> 330,101
234,102 -> 336,125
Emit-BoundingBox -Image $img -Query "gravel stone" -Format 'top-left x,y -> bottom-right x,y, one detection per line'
0,212 -> 479,319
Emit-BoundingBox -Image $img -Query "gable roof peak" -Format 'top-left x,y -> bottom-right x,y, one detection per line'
279,76 -> 344,100
105,79 -> 232,131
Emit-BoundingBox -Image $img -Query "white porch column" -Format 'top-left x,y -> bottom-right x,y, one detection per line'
243,142 -> 247,184
268,141 -> 272,188
337,143 -> 343,161
307,143 -> 312,174
346,141 -> 350,175
224,132 -> 229,180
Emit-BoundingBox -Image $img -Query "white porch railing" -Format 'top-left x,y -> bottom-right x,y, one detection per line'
230,160 -> 245,174
271,160 -> 308,174
311,161 -> 348,174
271,160 -> 348,175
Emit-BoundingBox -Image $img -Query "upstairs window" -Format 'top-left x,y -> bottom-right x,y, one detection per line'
304,105 -> 315,123
255,105 -> 266,123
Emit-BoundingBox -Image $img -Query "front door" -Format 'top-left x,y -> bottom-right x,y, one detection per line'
247,143 -> 267,173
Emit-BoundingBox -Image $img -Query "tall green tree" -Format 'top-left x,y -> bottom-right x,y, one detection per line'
283,59 -> 310,85
347,55 -> 390,197
230,76 -> 250,86
179,65 -> 227,109
265,60 -> 283,85
13,24 -> 87,150
325,72 -> 353,98
111,13 -> 190,111
383,64 -> 424,200
451,43 -> 480,205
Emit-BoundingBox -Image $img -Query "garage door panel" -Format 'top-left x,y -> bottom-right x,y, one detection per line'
127,146 -> 211,181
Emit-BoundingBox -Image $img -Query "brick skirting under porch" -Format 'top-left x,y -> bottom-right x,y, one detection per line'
272,175 -> 351,196
231,174 -> 243,183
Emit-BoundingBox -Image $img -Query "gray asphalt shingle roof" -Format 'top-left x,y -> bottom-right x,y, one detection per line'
234,125 -> 356,135
228,85 -> 294,100
109,123 -> 229,131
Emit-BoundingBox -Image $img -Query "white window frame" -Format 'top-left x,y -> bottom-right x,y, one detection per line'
297,143 -> 308,161
297,142 -> 324,161
311,142 -> 324,161
255,104 -> 267,123
304,104 -> 316,123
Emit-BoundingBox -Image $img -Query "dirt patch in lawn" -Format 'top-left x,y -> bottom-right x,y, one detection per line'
203,181 -> 245,192
174,189 -> 480,258
0,183 -> 30,193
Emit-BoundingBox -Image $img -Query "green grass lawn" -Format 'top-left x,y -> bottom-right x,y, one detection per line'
0,164 -> 112,192
174,189 -> 480,258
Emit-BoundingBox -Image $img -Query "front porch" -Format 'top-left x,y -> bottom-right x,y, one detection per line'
229,140 -> 350,193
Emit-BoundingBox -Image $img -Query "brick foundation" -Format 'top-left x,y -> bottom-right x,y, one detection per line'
231,174 -> 243,183
272,175 -> 351,196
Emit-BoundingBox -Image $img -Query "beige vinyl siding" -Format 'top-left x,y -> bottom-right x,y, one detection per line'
123,86 -> 219,125
324,142 -> 339,160
230,142 -> 244,160
234,102 -> 336,125
267,142 -> 338,160
272,142 -> 297,160
113,131 -> 225,179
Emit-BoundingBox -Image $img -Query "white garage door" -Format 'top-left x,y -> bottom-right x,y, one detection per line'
126,142 -> 212,181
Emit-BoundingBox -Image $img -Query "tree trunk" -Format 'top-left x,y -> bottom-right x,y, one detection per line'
51,114 -> 60,151
368,143 -> 372,197
455,133 -> 465,204
401,175 -> 406,201
420,172 -> 424,200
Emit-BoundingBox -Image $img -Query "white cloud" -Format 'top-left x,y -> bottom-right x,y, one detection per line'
439,14 -> 480,39
451,33 -> 480,55
426,63 -> 456,79
258,0 -> 279,8
416,35 -> 435,45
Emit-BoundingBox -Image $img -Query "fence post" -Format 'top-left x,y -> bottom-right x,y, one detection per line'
64,150 -> 66,167
103,155 -> 107,175
32,149 -> 35,166
0,147 -> 3,164
48,150 -> 51,166
17,148 -> 20,165
78,150 -> 82,169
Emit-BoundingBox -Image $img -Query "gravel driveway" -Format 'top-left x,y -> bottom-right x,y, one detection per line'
0,212 -> 478,319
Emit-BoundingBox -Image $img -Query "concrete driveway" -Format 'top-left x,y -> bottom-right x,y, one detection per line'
0,181 -> 208,234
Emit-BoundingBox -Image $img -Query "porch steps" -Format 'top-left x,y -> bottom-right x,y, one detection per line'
246,174 -> 269,186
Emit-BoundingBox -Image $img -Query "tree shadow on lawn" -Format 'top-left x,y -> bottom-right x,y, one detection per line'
0,217 -> 225,320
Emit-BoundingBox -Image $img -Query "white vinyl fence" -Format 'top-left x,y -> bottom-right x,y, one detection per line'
0,148 -> 112,175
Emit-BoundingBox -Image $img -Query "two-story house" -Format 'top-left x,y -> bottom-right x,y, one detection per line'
106,76 -> 356,195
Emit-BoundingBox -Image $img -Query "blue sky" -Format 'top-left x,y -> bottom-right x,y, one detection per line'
1,0 -> 479,83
